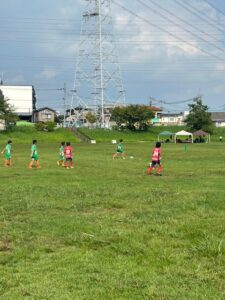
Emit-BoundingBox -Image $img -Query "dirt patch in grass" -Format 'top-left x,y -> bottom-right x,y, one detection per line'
0,238 -> 13,252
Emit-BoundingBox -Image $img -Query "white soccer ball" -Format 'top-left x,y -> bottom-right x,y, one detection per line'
130,156 -> 134,159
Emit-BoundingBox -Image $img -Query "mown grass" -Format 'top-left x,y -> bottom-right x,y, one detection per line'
0,141 -> 224,299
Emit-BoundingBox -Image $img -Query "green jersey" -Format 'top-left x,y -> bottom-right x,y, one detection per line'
59,146 -> 64,159
31,144 -> 38,160
5,144 -> 11,159
117,143 -> 124,153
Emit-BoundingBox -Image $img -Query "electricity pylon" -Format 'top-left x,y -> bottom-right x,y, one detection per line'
70,0 -> 126,128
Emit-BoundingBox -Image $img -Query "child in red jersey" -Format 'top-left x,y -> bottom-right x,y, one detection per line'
64,142 -> 74,169
147,142 -> 163,176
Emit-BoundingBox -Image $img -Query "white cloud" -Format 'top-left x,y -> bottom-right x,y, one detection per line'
36,69 -> 58,80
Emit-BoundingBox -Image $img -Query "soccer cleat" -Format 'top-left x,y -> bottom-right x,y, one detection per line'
157,173 -> 162,176
70,166 -> 74,169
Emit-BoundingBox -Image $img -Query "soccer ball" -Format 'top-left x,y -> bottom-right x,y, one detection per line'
130,156 -> 134,159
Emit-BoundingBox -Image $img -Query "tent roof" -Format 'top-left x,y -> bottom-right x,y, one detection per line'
193,129 -> 209,136
158,131 -> 174,136
175,130 -> 193,136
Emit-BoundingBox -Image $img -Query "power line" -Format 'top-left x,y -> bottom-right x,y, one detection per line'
112,0 -> 225,62
185,0 -> 225,27
144,0 -> 225,48
202,0 -> 225,18
173,0 -> 225,35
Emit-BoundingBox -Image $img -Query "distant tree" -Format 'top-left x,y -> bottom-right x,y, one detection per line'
111,106 -> 127,128
111,105 -> 154,130
185,97 -> 214,133
55,114 -> 64,124
85,112 -> 97,127
0,89 -> 18,127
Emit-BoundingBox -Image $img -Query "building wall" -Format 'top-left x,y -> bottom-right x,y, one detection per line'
33,109 -> 55,122
0,86 -> 36,116
0,119 -> 6,131
214,121 -> 225,127
161,116 -> 185,126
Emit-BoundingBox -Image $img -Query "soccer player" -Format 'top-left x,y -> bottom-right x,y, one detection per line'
57,141 -> 65,166
147,142 -> 163,176
113,139 -> 125,159
64,142 -> 74,169
28,140 -> 41,169
1,140 -> 12,166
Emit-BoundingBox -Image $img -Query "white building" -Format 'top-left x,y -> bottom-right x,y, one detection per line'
161,112 -> 188,126
211,112 -> 225,127
0,85 -> 36,120
0,119 -> 6,131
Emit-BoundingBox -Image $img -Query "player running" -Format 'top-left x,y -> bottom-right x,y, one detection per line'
113,139 -> 125,159
147,142 -> 163,176
1,140 -> 13,166
28,140 -> 41,169
64,142 -> 74,169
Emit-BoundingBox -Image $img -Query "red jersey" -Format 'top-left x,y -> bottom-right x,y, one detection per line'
151,147 -> 161,161
64,146 -> 73,158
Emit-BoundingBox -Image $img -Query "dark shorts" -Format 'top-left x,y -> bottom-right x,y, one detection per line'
151,160 -> 161,167
31,155 -> 38,161
66,157 -> 72,162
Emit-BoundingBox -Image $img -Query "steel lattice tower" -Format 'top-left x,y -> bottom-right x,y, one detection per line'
70,0 -> 126,128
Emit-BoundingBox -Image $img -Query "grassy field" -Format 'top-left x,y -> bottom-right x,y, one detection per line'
0,140 -> 225,299
78,127 -> 225,143
0,128 -> 80,144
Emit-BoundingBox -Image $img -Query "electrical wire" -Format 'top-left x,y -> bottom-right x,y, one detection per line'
183,0 -> 225,28
144,0 -> 225,47
112,0 -> 225,63
202,0 -> 225,18
172,0 -> 225,35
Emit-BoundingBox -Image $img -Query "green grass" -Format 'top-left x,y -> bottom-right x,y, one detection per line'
78,127 -> 184,142
0,128 -> 80,144
0,141 -> 224,299
78,127 -> 225,143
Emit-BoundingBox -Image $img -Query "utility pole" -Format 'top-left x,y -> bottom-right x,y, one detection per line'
63,83 -> 67,128
70,0 -> 126,128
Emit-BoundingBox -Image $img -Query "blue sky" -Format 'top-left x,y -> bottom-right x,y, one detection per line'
1,0 -> 225,113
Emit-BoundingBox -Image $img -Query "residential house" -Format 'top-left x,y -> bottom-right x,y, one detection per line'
146,106 -> 163,125
161,112 -> 186,126
33,107 -> 56,123
211,112 -> 225,127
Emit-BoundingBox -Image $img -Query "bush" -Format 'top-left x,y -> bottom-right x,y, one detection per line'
46,121 -> 55,132
35,122 -> 46,131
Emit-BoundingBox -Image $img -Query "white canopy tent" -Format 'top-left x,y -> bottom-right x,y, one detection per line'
175,130 -> 193,143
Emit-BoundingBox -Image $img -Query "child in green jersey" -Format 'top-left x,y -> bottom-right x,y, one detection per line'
1,140 -> 12,166
113,139 -> 125,159
28,140 -> 41,169
57,141 -> 65,166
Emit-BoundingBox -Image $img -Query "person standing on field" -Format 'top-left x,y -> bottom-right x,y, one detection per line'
1,140 -> 13,166
147,142 -> 163,176
64,142 -> 74,169
113,139 -> 125,159
28,140 -> 41,169
57,141 -> 65,166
